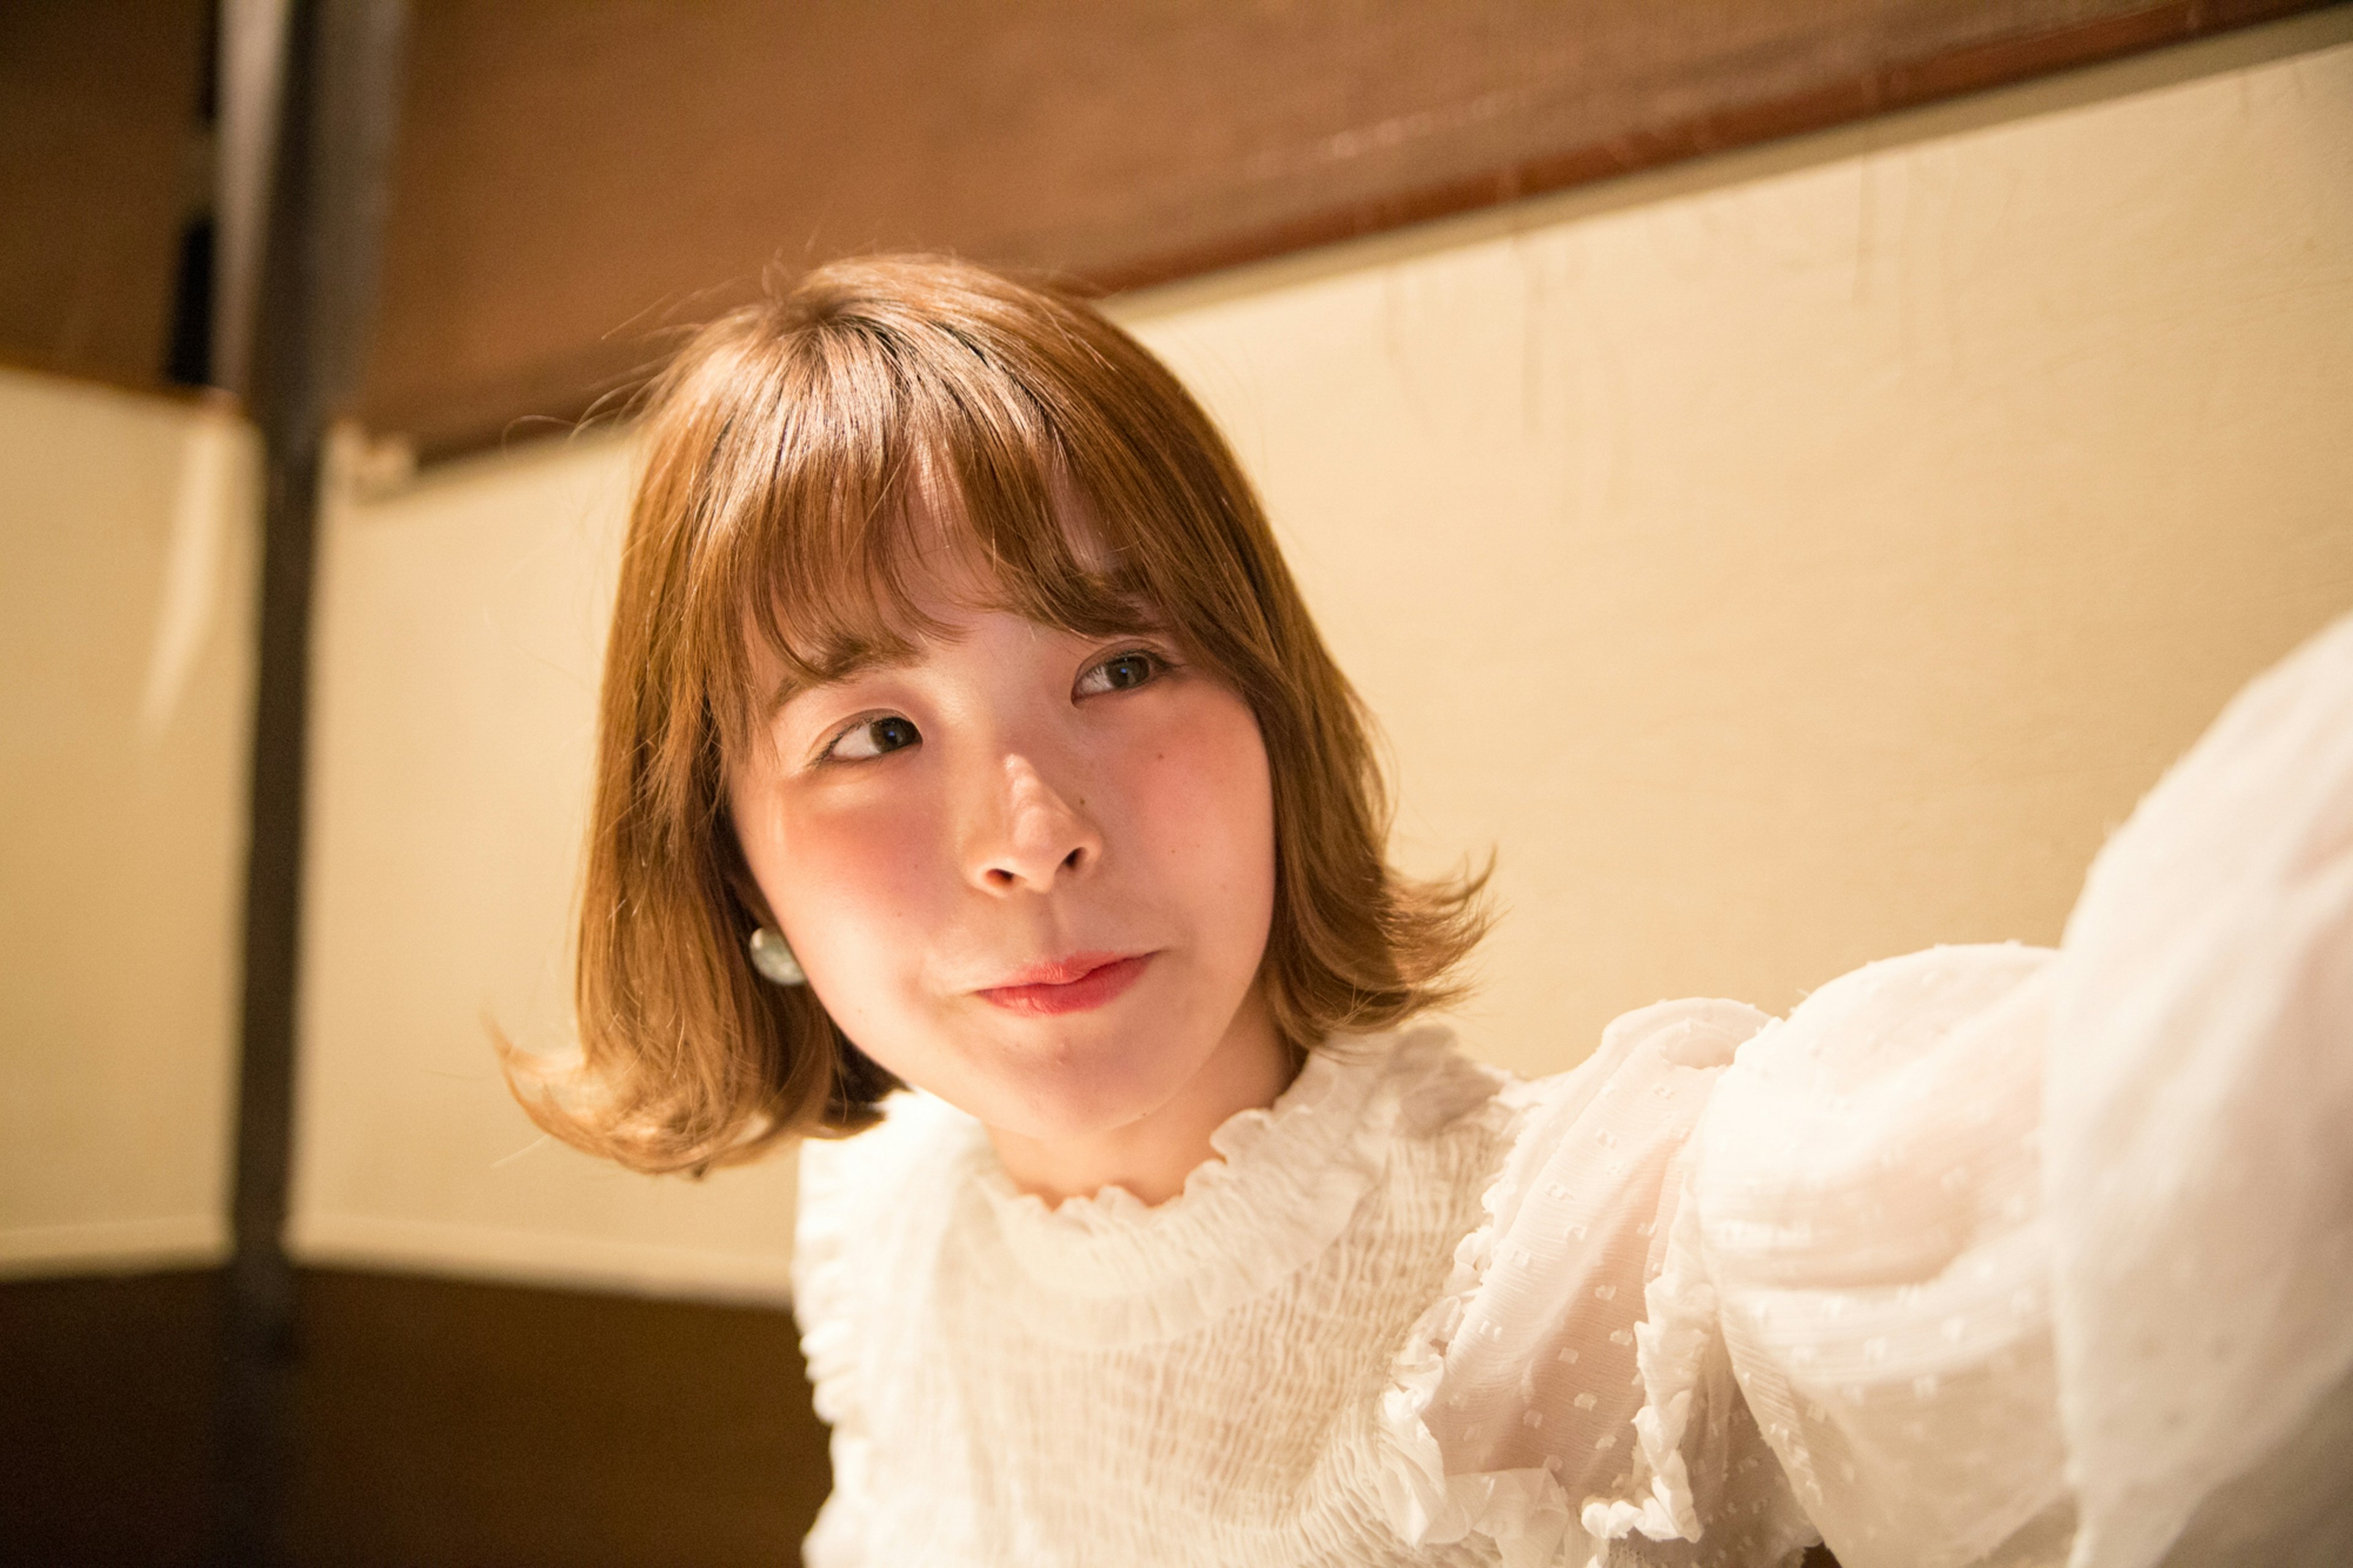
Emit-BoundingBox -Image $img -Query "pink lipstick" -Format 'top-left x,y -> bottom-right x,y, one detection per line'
977,952 -> 1153,1016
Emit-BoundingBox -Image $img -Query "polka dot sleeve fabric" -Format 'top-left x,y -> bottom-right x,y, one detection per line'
2045,610 -> 2353,1568
1692,944 -> 2074,1568
1377,998 -> 1819,1568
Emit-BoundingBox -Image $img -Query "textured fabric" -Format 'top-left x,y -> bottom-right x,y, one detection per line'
792,613 -> 2353,1568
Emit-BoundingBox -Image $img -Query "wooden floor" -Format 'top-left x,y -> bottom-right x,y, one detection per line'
1,1268 -> 830,1567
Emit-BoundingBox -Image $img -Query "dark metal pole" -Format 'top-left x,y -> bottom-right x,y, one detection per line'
218,4 -> 405,1561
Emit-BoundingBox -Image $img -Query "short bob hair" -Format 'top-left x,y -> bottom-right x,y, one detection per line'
514,255 -> 1487,1174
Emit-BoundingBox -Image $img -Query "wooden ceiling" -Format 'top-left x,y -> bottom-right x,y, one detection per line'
1,2 -> 2328,449
0,0 -> 210,395
362,0 -> 2325,458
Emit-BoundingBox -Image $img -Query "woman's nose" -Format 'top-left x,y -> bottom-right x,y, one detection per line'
966,752 -> 1102,893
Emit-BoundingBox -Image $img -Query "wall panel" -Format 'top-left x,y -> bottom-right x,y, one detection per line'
0,373 -> 257,1274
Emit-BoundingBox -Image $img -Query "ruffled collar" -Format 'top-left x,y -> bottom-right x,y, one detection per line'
953,1027 -> 1468,1347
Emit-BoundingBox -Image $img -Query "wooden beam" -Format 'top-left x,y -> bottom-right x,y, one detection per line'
219,4 -> 407,1561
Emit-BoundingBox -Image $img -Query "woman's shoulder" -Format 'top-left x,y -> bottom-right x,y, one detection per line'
792,1091 -> 984,1441
1373,995 -> 1807,1564
1478,995 -> 1775,1170
794,1092 -> 981,1320
801,1085 -> 975,1181
797,1089 -> 980,1254
1526,994 -> 1774,1089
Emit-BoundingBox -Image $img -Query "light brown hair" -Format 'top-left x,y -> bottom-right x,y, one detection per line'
512,255 -> 1487,1173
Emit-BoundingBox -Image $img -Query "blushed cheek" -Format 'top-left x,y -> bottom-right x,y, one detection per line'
768,804 -> 943,1030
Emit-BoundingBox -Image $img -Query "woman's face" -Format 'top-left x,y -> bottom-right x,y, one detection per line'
725,558 -> 1279,1145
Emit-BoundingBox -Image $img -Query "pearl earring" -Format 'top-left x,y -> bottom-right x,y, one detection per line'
747,926 -> 806,987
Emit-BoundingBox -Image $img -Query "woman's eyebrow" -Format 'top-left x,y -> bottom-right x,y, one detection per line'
758,608 -> 1158,717
764,644 -> 919,716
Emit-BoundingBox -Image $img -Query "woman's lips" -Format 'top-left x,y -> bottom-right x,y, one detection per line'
976,952 -> 1153,1016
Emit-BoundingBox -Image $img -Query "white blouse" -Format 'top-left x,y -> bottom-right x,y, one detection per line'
792,613 -> 2353,1568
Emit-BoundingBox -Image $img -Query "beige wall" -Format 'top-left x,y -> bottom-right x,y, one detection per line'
0,371 -> 257,1273
287,13 -> 2353,1295
1117,13 -> 2353,1078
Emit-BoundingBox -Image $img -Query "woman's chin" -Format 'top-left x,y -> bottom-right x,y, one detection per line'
991,1067 -> 1191,1145
957,1033 -> 1205,1146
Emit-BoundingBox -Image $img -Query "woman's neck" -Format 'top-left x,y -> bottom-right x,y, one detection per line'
987,988 -> 1297,1207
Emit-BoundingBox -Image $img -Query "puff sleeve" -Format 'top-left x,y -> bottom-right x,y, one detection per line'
2044,610 -> 2353,1568
1377,999 -> 1819,1568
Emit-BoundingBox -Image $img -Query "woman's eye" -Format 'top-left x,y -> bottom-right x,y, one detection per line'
1076,650 -> 1162,697
826,714 -> 920,762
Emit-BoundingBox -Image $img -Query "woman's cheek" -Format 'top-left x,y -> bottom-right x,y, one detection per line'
1131,692 -> 1275,920
776,795 -> 942,1018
